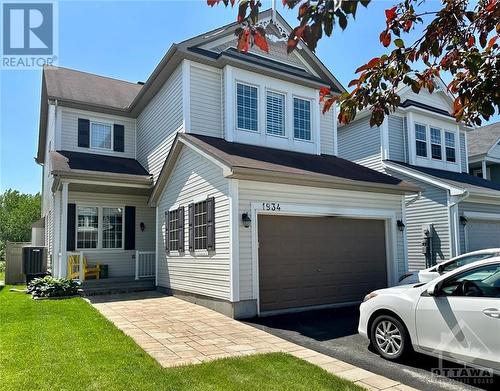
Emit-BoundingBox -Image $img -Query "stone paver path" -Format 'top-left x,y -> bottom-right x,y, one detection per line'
89,291 -> 419,391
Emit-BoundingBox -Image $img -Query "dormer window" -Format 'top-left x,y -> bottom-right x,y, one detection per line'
445,131 -> 456,162
415,124 -> 427,157
236,83 -> 258,132
266,91 -> 285,136
430,127 -> 442,160
91,122 -> 112,150
293,97 -> 311,141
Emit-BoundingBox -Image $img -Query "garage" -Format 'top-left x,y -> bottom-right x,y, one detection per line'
466,219 -> 500,252
258,215 -> 388,313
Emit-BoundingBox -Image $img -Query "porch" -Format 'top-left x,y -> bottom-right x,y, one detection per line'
68,250 -> 156,295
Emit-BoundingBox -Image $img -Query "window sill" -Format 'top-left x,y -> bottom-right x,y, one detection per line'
167,251 -> 183,257
190,250 -> 214,257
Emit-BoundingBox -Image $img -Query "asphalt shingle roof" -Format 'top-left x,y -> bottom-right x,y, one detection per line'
467,122 -> 500,158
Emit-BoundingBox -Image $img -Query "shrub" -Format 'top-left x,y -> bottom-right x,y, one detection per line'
27,276 -> 81,298
0,260 -> 5,273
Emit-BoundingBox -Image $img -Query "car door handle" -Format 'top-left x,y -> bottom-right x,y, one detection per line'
483,308 -> 500,319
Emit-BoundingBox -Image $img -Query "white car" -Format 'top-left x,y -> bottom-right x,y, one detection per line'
398,248 -> 500,285
359,258 -> 500,375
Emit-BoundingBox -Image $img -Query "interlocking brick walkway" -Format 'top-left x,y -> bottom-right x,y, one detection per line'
89,291 -> 419,391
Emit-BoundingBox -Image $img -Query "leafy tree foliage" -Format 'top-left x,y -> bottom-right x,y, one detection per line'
207,0 -> 499,127
0,189 -> 41,260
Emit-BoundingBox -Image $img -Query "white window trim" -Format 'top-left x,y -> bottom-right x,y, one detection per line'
235,81 -> 259,133
430,126 -> 443,161
76,205 -> 125,251
292,95 -> 313,142
415,122 -> 428,158
409,113 -> 461,172
265,88 -> 287,138
444,130 -> 457,163
90,121 -> 114,151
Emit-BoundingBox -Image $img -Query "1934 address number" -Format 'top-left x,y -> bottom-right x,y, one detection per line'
262,202 -> 281,211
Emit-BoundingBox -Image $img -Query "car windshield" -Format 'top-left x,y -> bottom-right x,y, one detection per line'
440,253 -> 497,273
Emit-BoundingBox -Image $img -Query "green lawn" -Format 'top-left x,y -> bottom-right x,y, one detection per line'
0,286 -> 363,391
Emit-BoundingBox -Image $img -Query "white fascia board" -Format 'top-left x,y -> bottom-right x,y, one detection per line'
383,161 -> 464,196
463,211 -> 500,221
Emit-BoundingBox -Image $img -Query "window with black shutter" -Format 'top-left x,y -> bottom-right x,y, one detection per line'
166,207 -> 184,253
188,198 -> 215,251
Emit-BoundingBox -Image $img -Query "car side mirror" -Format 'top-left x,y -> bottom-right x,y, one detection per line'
426,283 -> 440,296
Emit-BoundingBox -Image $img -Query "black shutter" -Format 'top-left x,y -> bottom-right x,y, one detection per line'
164,211 -> 170,253
188,203 -> 194,252
207,197 -> 215,251
78,118 -> 90,148
113,124 -> 124,152
124,206 -> 136,250
178,207 -> 185,252
66,204 -> 76,251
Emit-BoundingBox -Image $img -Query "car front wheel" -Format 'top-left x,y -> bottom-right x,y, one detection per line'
370,315 -> 410,360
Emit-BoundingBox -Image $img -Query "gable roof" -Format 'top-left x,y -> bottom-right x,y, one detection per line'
385,160 -> 500,197
150,134 -> 419,204
467,122 -> 500,158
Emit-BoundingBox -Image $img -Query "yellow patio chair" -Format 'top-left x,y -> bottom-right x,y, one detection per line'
68,254 -> 101,281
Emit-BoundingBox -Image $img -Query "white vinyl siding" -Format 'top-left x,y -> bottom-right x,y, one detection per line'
388,115 -> 407,163
59,108 -> 135,158
237,181 -> 406,300
190,64 -> 223,138
338,117 -> 383,171
320,104 -> 335,155
136,65 -> 183,182
386,170 -> 451,271
156,147 -> 230,300
67,192 -> 155,278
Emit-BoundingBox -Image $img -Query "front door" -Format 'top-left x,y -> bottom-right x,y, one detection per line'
415,263 -> 500,372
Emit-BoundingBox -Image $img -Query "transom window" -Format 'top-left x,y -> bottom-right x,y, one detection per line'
102,207 -> 123,249
293,97 -> 311,140
430,127 -> 442,160
90,122 -> 112,150
445,131 -> 456,162
236,83 -> 258,131
168,209 -> 180,251
77,207 -> 98,249
415,124 -> 427,157
194,201 -> 208,250
266,91 -> 285,136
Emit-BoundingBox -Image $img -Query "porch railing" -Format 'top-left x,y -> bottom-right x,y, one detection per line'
135,251 -> 156,280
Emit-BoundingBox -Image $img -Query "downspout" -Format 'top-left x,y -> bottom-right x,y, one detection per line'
405,191 -> 422,207
449,191 -> 470,257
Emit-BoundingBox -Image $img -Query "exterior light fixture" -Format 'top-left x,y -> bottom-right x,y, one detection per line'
140,222 -> 146,232
397,220 -> 406,232
242,213 -> 251,228
460,216 -> 467,226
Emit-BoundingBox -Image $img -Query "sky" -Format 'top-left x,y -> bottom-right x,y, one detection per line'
0,0 -> 497,195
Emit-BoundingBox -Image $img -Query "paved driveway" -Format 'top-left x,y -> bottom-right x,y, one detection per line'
245,306 -> 499,391
89,291 -> 417,390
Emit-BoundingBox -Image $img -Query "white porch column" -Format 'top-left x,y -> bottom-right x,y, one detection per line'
53,190 -> 62,278
60,182 -> 69,278
482,160 -> 488,179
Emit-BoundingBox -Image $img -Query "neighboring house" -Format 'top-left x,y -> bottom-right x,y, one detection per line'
467,122 -> 500,182
338,83 -> 500,271
36,10 -> 418,318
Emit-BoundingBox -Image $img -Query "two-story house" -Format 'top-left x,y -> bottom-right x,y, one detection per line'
37,10 -> 418,318
338,83 -> 500,271
468,122 -> 500,182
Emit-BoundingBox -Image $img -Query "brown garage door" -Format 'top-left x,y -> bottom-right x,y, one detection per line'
258,215 -> 388,312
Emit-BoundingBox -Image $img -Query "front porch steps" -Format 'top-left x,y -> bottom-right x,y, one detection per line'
80,277 -> 156,296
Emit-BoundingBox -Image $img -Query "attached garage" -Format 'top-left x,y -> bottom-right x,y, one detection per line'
466,219 -> 500,252
258,215 -> 388,313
